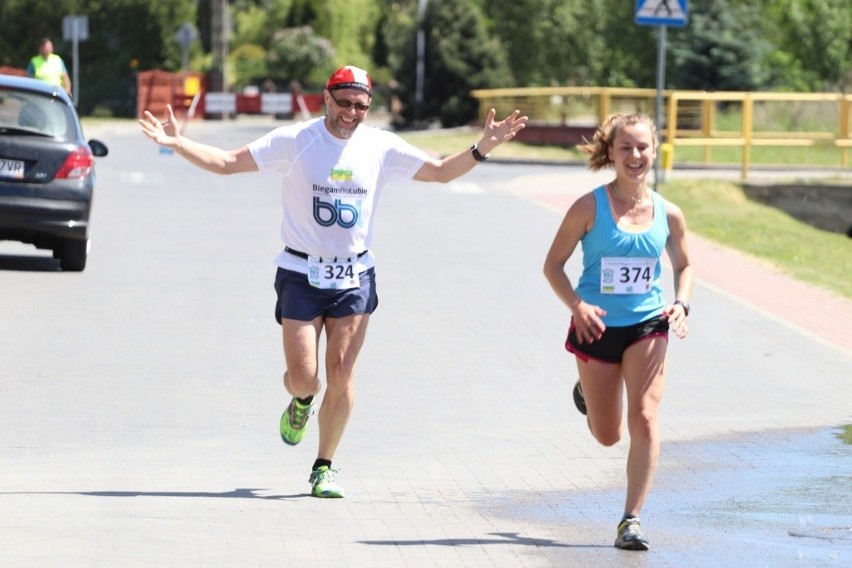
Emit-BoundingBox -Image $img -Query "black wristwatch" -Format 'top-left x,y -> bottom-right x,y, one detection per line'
470,143 -> 489,162
674,300 -> 690,316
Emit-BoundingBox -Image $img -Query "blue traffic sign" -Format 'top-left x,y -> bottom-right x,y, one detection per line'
635,0 -> 688,27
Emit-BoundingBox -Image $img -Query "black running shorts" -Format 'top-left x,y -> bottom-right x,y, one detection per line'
565,314 -> 669,364
274,267 -> 378,322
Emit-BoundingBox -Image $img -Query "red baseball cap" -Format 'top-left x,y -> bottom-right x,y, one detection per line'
326,66 -> 372,96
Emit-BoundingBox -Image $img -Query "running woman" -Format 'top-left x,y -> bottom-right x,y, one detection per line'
139,66 -> 526,498
543,112 -> 693,550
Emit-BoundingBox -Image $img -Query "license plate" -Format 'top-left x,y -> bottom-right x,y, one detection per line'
0,158 -> 25,179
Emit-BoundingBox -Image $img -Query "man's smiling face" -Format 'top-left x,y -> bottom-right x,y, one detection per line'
323,88 -> 371,140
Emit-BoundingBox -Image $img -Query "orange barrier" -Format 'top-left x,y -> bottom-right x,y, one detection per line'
136,69 -> 206,119
0,66 -> 27,77
136,70 -> 329,120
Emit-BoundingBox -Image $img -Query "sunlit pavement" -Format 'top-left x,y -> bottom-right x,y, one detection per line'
0,119 -> 849,567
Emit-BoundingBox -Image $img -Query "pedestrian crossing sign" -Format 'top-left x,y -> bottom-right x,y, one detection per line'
635,0 -> 688,27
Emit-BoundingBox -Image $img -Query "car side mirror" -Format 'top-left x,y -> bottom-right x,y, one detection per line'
88,139 -> 109,157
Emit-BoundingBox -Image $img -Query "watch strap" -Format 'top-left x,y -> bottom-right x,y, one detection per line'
470,143 -> 489,162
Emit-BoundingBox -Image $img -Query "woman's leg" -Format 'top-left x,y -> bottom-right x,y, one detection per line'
620,336 -> 668,517
576,358 -> 624,447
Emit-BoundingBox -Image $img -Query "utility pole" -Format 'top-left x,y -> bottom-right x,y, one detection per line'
415,0 -> 428,122
209,0 -> 229,93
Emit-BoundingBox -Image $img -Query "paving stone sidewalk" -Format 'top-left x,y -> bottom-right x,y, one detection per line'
0,121 -> 849,567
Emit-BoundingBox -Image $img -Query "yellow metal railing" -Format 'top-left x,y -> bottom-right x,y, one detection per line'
666,91 -> 851,178
470,87 -> 852,178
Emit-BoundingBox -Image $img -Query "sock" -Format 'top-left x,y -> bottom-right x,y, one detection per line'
622,514 -> 637,521
296,395 -> 314,406
312,459 -> 332,471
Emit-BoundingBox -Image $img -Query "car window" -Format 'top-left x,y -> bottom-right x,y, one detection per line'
0,91 -> 73,139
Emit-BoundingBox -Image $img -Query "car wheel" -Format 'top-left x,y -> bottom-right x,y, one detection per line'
59,238 -> 88,272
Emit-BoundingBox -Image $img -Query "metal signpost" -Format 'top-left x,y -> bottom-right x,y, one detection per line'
62,14 -> 89,106
635,0 -> 688,187
175,22 -> 198,72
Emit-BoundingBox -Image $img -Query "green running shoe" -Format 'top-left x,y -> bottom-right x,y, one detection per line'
614,517 -> 650,551
309,466 -> 345,498
279,397 -> 312,446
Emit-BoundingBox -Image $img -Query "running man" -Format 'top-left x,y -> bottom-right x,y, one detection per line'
139,66 -> 527,498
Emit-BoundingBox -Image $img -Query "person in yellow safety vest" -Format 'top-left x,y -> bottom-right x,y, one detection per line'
26,37 -> 72,96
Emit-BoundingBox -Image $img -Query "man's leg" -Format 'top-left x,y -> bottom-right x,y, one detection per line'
621,336 -> 668,517
278,317 -> 323,446
316,313 -> 370,461
281,316 -> 323,399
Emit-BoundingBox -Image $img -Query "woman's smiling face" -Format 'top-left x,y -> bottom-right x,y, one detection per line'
608,122 -> 656,182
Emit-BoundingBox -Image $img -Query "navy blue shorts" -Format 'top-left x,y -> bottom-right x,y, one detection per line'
274,267 -> 378,323
565,314 -> 669,364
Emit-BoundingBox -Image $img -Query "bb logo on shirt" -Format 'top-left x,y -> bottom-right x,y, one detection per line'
313,196 -> 360,228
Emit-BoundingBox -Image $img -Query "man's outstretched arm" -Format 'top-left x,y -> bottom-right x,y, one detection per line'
138,104 -> 259,175
413,108 -> 527,183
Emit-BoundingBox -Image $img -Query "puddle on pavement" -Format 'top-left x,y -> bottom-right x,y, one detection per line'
488,426 -> 851,565
653,426 -> 852,564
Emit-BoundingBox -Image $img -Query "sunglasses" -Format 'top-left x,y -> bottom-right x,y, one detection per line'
328,91 -> 370,112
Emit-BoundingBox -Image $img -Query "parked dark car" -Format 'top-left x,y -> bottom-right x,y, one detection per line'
0,74 -> 107,271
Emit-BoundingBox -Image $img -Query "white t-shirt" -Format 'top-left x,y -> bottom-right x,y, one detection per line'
247,118 -> 428,273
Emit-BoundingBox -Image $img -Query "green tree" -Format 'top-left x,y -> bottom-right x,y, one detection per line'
764,0 -> 851,91
391,0 -> 513,127
266,26 -> 335,87
231,0 -> 294,48
285,0 -> 327,30
483,0 -> 659,88
276,0 -> 379,74
230,44 -> 268,90
668,0 -> 771,91
480,0 -> 547,85
4,0 -> 849,120
77,0 -> 195,115
324,0 -> 380,70
566,0 -> 658,88
0,0 -> 79,69
374,0 -> 417,74
0,0 -> 195,116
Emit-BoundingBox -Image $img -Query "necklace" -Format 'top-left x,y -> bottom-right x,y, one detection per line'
609,183 -> 648,205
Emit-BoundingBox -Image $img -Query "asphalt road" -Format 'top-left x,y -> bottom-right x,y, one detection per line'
0,118 -> 849,567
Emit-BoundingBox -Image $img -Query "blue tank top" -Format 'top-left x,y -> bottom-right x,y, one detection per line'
575,185 -> 669,326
